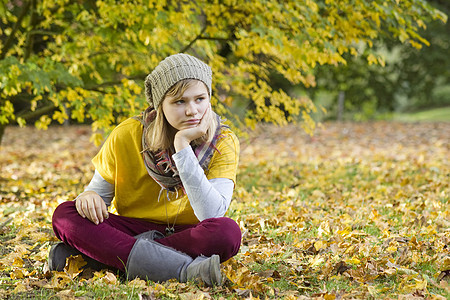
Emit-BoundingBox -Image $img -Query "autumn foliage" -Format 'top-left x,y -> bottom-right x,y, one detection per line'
0,122 -> 448,299
0,0 -> 447,144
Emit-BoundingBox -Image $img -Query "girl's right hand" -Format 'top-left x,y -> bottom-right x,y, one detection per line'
174,104 -> 212,152
75,191 -> 109,225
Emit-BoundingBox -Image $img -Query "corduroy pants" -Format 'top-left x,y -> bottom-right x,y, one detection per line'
52,201 -> 242,270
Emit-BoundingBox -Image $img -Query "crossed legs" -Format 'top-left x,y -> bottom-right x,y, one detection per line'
51,201 -> 241,270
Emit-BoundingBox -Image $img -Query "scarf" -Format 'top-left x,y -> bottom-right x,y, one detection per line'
135,107 -> 225,194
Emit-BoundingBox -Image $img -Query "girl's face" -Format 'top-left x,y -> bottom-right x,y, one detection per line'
162,80 -> 210,132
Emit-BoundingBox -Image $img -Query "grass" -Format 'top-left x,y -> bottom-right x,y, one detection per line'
390,106 -> 450,122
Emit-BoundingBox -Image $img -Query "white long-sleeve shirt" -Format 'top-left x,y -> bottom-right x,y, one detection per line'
84,146 -> 234,221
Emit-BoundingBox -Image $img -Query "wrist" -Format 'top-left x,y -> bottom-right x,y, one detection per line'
174,135 -> 190,152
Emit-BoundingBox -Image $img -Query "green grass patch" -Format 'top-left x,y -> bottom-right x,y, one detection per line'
361,224 -> 382,237
391,106 -> 450,122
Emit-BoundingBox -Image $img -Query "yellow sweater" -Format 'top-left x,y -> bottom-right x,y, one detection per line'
92,118 -> 239,224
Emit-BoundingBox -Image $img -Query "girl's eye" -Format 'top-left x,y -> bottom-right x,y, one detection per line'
175,100 -> 184,104
196,97 -> 205,102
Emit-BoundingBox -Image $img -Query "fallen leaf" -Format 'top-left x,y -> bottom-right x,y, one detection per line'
102,271 -> 117,285
64,255 -> 87,278
333,261 -> 351,275
13,282 -> 29,293
56,289 -> 75,300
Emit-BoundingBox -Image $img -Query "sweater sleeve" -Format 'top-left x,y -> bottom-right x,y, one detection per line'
83,170 -> 115,207
172,147 -> 234,221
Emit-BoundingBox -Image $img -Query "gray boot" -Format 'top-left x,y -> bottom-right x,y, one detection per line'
182,254 -> 221,287
48,242 -> 82,271
126,237 -> 222,286
48,242 -> 110,272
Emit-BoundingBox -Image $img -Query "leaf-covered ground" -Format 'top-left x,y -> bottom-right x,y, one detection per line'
0,122 -> 449,299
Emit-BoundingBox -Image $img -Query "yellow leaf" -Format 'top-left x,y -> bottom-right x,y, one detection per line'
90,133 -> 105,147
312,190 -> 326,199
56,289 -> 75,300
10,268 -> 26,279
345,257 -> 361,265
12,257 -> 24,267
17,117 -> 26,127
64,255 -> 87,278
310,255 -> 324,268
102,271 -> 118,285
387,245 -> 397,252
397,267 -> 418,275
13,282 -> 28,294
324,293 -> 336,300
179,291 -> 206,300
259,219 -> 266,231
314,240 -> 327,251
367,54 -> 378,65
318,221 -> 330,237
414,279 -> 427,290
128,278 -> 147,288
367,285 -> 377,296
52,110 -> 68,124
384,268 -> 396,275
35,115 -> 52,130
50,272 -> 72,290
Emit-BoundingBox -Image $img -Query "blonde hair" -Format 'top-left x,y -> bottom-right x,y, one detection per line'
145,79 -> 218,152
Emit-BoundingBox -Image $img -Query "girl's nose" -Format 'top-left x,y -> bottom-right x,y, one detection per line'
185,102 -> 198,116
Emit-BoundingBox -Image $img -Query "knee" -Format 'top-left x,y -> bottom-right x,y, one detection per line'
215,217 -> 242,245
52,200 -> 77,223
199,217 -> 242,260
52,201 -> 79,239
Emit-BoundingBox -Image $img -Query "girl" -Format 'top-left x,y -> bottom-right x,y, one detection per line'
49,53 -> 241,286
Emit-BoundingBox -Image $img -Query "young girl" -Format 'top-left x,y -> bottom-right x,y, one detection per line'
49,53 -> 241,286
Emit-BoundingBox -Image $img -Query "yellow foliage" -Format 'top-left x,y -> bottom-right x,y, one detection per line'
35,115 -> 51,130
1,0 -> 444,139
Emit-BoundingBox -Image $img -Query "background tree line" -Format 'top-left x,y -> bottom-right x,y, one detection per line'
0,0 -> 447,144
309,0 -> 450,121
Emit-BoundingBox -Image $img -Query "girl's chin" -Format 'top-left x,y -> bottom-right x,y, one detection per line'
179,124 -> 198,130
169,124 -> 196,131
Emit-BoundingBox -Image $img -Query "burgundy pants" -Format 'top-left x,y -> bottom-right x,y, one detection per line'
52,201 -> 241,270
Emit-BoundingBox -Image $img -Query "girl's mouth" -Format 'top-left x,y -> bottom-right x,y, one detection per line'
183,119 -> 200,125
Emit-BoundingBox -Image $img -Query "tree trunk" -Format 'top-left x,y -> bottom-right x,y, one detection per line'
337,91 -> 345,121
0,124 -> 6,146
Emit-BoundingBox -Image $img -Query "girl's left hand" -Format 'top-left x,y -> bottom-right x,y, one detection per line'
174,105 -> 211,152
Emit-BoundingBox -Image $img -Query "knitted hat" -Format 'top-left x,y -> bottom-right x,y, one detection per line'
144,53 -> 212,109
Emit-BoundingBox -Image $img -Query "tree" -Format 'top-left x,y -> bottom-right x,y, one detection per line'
0,0 -> 446,144
391,0 -> 450,111
307,0 -> 449,120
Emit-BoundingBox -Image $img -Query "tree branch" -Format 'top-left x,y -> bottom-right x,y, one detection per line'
1,1 -> 32,60
84,74 -> 147,91
24,0 -> 37,60
198,36 -> 234,42
16,104 -> 56,121
85,29 -> 231,91
28,29 -> 59,36
179,26 -> 208,53
179,29 -> 236,53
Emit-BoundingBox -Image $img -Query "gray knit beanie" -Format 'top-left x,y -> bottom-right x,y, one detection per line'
144,53 -> 212,109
